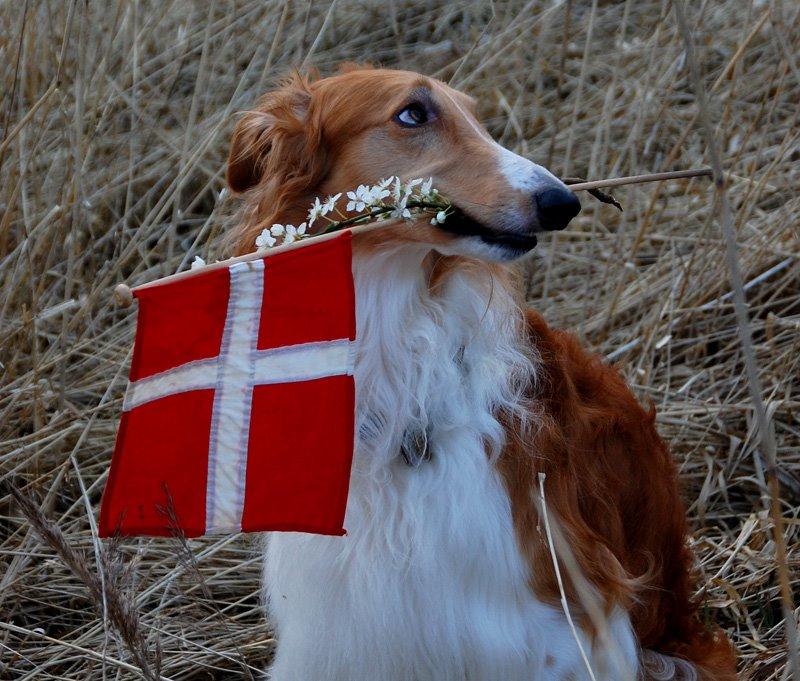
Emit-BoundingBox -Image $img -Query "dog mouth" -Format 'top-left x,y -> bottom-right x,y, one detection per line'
435,206 -> 538,253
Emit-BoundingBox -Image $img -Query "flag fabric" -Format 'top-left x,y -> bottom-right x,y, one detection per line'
99,232 -> 356,538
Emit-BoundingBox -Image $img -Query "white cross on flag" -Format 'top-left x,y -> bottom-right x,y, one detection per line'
99,233 -> 356,537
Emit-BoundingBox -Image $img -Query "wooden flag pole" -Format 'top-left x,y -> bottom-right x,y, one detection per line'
113,167 -> 712,307
113,220 -> 393,306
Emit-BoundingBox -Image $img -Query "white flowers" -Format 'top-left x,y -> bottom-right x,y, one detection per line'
430,210 -> 448,225
283,223 -> 306,244
420,177 -> 438,200
255,229 -> 276,250
390,204 -> 412,220
322,193 -> 341,213
308,193 -> 341,227
307,197 -> 324,225
345,185 -> 369,212
256,222 -> 307,250
345,186 -> 366,212
346,183 -> 394,212
252,176 -> 451,251
388,177 -> 427,220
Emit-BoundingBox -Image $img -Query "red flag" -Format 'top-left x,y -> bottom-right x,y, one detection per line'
99,233 -> 356,537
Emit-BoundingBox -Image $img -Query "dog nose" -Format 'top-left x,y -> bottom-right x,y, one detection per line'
535,187 -> 581,231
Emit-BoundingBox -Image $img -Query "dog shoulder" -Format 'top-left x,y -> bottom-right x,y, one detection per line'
510,309 -> 731,671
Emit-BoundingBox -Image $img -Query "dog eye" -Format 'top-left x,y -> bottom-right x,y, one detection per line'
395,103 -> 429,127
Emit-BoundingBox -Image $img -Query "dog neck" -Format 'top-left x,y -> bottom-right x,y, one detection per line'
351,245 -> 537,474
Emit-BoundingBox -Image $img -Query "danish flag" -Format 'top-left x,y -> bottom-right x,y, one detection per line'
99,233 -> 356,538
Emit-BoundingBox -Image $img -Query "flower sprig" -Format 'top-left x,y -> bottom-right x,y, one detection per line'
254,177 -> 452,251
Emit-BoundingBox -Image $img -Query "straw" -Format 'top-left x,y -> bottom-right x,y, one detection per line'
2,2 -> 797,678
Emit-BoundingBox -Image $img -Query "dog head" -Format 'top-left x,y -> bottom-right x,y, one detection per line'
228,67 -> 580,260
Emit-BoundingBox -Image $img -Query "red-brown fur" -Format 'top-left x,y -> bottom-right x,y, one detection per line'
498,311 -> 736,679
227,66 -> 736,679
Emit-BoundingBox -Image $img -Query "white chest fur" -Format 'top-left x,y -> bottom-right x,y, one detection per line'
263,247 -> 638,680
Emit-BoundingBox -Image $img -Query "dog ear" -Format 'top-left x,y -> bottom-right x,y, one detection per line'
226,108 -> 274,193
226,75 -> 318,194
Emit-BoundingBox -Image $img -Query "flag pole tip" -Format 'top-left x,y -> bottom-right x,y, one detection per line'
114,283 -> 134,307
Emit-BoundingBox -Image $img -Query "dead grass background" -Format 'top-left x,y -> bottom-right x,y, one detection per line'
1,1 -> 798,678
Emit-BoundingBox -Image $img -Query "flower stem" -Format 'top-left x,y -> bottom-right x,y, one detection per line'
317,199 -> 451,236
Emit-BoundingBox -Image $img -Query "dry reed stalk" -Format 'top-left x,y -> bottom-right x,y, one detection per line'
4,482 -> 163,680
536,473 -> 598,681
674,5 -> 799,678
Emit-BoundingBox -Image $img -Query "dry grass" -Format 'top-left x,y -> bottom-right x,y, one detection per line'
1,1 -> 798,678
